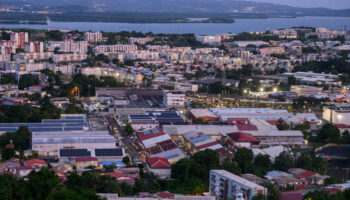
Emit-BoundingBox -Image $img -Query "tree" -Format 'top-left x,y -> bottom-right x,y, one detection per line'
18,74 -> 40,90
0,74 -> 17,84
318,123 -> 341,142
220,159 -> 241,175
261,182 -> 280,200
122,156 -> 131,165
234,148 -> 253,174
124,123 -> 134,135
274,151 -> 295,171
253,154 -> 272,176
1,147 -> 16,161
26,168 -> 60,200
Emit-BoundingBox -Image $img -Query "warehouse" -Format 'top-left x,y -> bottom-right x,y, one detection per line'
32,131 -> 117,156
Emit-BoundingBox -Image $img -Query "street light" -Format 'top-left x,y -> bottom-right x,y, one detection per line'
243,89 -> 247,93
273,88 -> 278,92
260,88 -> 264,92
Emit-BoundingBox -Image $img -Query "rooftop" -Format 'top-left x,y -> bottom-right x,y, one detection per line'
211,170 -> 265,190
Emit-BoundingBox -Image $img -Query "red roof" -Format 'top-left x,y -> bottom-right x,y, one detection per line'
146,157 -> 170,168
280,191 -> 303,200
139,192 -> 153,197
156,192 -> 175,199
237,124 -> 258,131
325,188 -> 339,195
74,157 -> 98,162
197,141 -> 220,150
24,159 -> 47,166
136,128 -> 165,141
107,172 -> 126,179
18,165 -> 40,170
227,132 -> 259,143
334,124 -> 350,129
296,171 -> 316,179
266,120 -> 284,125
5,144 -> 14,149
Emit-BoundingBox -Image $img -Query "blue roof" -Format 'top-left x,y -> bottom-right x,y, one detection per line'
189,135 -> 212,144
99,161 -> 126,167
265,171 -> 292,178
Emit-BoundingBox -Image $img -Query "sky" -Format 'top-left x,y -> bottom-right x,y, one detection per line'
247,0 -> 350,9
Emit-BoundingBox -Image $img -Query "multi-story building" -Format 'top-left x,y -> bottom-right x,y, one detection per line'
83,32 -> 103,43
10,32 -> 28,49
46,41 -> 88,54
128,37 -> 153,45
259,47 -> 285,55
283,72 -> 341,86
291,85 -> 323,96
163,90 -> 185,108
93,44 -> 138,54
196,35 -> 222,44
210,170 -> 267,200
53,53 -> 87,63
0,40 -> 16,54
24,42 -> 44,53
323,103 -> 350,125
272,29 -> 298,39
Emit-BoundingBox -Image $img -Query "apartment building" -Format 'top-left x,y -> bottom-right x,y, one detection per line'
46,41 -> 88,54
53,53 -> 87,63
24,42 -> 44,53
84,32 -> 103,43
163,90 -> 185,108
272,29 -> 298,39
93,44 -> 138,54
128,37 -> 153,45
10,32 -> 28,49
196,35 -> 222,44
210,170 -> 267,200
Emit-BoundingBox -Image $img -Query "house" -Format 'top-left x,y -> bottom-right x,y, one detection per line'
17,165 -> 40,177
272,175 -> 304,187
0,159 -> 21,174
155,191 -> 175,199
74,157 -> 98,171
23,159 -> 47,168
280,191 -> 303,200
226,132 -> 260,149
50,161 -> 74,173
146,157 -> 171,179
189,109 -> 218,123
50,169 -> 67,181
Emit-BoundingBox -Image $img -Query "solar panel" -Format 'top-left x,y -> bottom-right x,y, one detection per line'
59,149 -> 91,157
95,149 -> 123,157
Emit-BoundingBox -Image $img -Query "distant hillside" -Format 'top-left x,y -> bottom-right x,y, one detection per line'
1,0 -> 350,16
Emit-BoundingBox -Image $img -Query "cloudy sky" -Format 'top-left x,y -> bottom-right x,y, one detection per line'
247,0 -> 350,9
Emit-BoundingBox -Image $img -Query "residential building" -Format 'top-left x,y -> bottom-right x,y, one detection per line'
163,90 -> 185,108
84,32 -> 103,43
196,35 -> 221,44
10,32 -> 28,49
210,170 -> 267,200
146,157 -> 171,179
24,42 -> 44,53
74,157 -> 99,171
128,37 -> 154,45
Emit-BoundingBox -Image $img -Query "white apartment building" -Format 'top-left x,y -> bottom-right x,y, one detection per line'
0,46 -> 16,54
46,41 -> 88,54
163,90 -> 185,108
123,50 -> 160,60
272,29 -> 298,39
93,44 -> 138,54
84,32 -> 103,43
53,53 -> 87,63
210,170 -> 267,200
128,37 -> 153,44
146,45 -> 170,51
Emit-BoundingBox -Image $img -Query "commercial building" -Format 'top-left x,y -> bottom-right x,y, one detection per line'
291,85 -> 323,96
32,131 -> 117,156
163,90 -> 185,108
283,72 -> 341,86
210,170 -> 267,200
323,104 -> 350,125
210,108 -> 293,122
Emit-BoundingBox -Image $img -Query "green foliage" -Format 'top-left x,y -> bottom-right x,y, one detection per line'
261,182 -> 281,200
1,147 -> 16,161
0,74 -> 17,85
253,154 -> 272,177
274,151 -> 295,171
46,30 -> 64,41
296,153 -> 326,174
0,168 -> 104,200
124,123 -> 134,135
232,32 -> 279,42
0,126 -> 31,152
292,58 -> 350,76
122,156 -> 131,165
318,123 -> 341,143
18,74 -> 40,90
220,159 -> 241,175
234,147 -> 254,173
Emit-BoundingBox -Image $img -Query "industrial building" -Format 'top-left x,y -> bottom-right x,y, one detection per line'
323,103 -> 350,125
32,131 -> 117,157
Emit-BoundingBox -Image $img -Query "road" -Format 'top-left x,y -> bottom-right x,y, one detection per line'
105,115 -> 140,163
